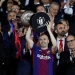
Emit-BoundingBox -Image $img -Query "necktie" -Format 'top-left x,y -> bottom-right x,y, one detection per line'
44,6 -> 49,13
59,39 -> 63,51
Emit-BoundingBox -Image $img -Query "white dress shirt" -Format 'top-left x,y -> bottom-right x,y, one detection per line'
25,0 -> 29,6
56,37 -> 65,65
65,32 -> 68,37
44,4 -> 50,13
64,0 -> 67,3
64,5 -> 73,15
69,49 -> 72,61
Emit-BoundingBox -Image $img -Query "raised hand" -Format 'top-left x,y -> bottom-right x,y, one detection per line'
52,46 -> 57,54
58,47 -> 63,55
0,0 -> 5,7
45,21 -> 54,32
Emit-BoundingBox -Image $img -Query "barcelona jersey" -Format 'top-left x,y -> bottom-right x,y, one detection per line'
33,44 -> 54,75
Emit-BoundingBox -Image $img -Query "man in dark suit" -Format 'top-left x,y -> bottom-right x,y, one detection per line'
2,11 -> 23,75
66,35 -> 75,75
2,10 -> 31,75
48,2 -> 64,24
58,19 -> 71,36
53,21 -> 70,75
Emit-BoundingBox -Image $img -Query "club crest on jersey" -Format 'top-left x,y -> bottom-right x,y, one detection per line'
47,50 -> 50,54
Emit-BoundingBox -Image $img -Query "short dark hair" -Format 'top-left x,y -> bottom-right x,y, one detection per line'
66,35 -> 75,41
7,11 -> 16,16
58,19 -> 69,26
54,21 -> 63,30
36,4 -> 45,12
39,33 -> 49,39
40,33 -> 47,36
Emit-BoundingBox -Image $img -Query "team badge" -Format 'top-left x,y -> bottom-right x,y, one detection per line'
47,50 -> 50,54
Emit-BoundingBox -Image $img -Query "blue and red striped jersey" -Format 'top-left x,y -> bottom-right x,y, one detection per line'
33,44 -> 54,75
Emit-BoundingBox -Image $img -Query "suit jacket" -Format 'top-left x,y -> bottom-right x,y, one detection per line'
0,32 -> 12,67
2,23 -> 22,58
53,36 -> 70,75
20,0 -> 35,11
54,37 -> 69,63
16,60 -> 30,75
53,0 -> 64,4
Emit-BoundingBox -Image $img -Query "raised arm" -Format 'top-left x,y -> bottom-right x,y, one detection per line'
47,22 -> 57,47
46,22 -> 57,54
25,27 -> 34,49
65,0 -> 70,7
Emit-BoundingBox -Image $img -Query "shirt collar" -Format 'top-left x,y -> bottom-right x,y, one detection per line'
44,4 -> 50,6
65,33 -> 68,37
57,37 -> 65,41
34,2 -> 40,4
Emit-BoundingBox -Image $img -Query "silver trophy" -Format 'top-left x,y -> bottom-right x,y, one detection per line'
21,11 -> 34,26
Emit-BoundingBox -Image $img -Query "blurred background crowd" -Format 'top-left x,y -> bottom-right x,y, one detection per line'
0,0 -> 75,75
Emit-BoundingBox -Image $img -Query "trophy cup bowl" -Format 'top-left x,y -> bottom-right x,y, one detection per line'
20,11 -> 34,27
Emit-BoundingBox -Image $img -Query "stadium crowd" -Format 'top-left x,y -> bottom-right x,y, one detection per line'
0,0 -> 75,75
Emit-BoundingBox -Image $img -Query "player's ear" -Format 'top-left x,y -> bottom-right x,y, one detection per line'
68,26 -> 69,30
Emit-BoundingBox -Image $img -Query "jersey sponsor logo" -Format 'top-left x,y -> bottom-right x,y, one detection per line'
37,54 -> 51,60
